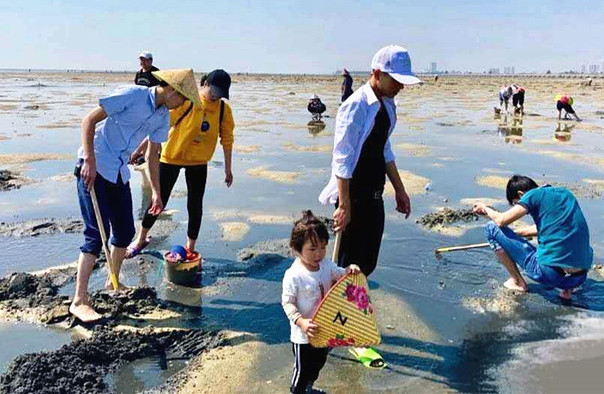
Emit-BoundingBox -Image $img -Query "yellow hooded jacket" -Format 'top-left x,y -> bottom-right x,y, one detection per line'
160,96 -> 235,166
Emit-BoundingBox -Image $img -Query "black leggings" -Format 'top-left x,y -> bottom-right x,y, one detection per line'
337,197 -> 385,277
141,162 -> 207,240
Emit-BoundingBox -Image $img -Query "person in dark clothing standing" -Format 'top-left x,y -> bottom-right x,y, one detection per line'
134,51 -> 160,87
341,68 -> 354,103
319,45 -> 422,277
307,94 -> 327,121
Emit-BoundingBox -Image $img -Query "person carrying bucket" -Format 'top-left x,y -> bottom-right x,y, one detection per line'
318,44 -> 420,366
126,69 -> 235,261
71,69 -> 201,323
556,94 -> 581,121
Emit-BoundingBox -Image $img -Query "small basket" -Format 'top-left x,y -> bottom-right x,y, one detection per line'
164,252 -> 201,287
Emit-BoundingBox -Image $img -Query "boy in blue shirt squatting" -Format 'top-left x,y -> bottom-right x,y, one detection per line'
473,175 -> 593,300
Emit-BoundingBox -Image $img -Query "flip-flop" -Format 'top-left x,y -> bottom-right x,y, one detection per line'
348,347 -> 387,369
125,237 -> 151,258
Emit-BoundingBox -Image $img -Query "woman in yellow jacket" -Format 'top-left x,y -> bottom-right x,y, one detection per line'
127,69 -> 234,257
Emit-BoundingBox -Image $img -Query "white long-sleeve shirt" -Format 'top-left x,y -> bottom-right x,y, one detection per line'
281,257 -> 346,344
318,83 -> 397,205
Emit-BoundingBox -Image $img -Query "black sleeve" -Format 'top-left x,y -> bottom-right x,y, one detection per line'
134,71 -> 140,85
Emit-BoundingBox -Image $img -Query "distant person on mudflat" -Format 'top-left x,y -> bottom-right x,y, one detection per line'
498,85 -> 513,112
70,69 -> 200,323
341,69 -> 354,103
556,95 -> 581,121
510,84 -> 525,115
307,94 -> 327,121
134,51 -> 160,87
127,70 -> 235,261
473,175 -> 592,301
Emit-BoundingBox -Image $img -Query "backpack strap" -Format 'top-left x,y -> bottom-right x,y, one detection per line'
219,99 -> 225,136
173,102 -> 193,127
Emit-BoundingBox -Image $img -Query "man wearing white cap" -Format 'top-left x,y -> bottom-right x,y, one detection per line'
135,51 -> 160,87
319,45 -> 422,277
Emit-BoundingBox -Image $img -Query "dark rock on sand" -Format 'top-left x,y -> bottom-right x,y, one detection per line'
236,238 -> 292,262
0,326 -> 223,394
417,208 -> 481,229
0,218 -> 84,237
0,170 -> 22,191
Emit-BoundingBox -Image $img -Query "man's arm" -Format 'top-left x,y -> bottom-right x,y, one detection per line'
80,106 -> 107,191
333,177 -> 351,232
515,224 -> 538,237
385,161 -> 411,218
145,141 -> 164,215
474,203 -> 527,227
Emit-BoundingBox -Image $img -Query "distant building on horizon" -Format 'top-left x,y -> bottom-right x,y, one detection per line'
430,62 -> 438,73
504,66 -> 515,74
488,68 -> 500,74
581,64 -> 587,74
589,64 -> 600,74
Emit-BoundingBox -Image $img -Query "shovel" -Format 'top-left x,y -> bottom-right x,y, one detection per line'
90,187 -> 119,290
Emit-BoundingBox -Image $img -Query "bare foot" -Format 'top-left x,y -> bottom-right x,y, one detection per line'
69,302 -> 102,323
503,278 -> 528,292
560,289 -> 572,300
104,280 -> 130,292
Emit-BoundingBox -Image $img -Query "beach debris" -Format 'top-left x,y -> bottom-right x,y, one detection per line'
0,169 -> 28,191
416,208 -> 481,229
424,182 -> 431,191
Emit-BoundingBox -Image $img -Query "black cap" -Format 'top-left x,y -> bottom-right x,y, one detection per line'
205,69 -> 231,100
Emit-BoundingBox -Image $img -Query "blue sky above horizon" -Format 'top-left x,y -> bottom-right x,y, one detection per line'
2,0 -> 603,74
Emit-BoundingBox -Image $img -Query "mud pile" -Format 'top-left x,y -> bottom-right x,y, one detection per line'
0,327 -> 223,394
417,208 -> 481,228
0,169 -> 24,191
0,218 -> 84,237
0,272 -> 63,308
90,286 -> 162,317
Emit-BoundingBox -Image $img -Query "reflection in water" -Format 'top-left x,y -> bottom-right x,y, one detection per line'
307,120 -> 326,135
554,122 -> 575,142
497,116 -> 523,144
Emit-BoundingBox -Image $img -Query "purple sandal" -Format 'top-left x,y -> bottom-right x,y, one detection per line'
125,238 -> 150,258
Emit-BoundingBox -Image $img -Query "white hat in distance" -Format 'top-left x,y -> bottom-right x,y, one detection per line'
371,45 -> 422,85
138,51 -> 153,59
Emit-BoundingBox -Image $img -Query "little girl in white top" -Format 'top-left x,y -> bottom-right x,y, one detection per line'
282,210 -> 360,394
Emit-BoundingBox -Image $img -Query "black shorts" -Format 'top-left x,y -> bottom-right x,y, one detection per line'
557,101 -> 575,114
512,91 -> 525,107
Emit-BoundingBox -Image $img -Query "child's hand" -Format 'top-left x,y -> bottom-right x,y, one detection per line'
297,318 -> 319,338
346,264 -> 361,274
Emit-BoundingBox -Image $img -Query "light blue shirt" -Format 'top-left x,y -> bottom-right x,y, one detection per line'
77,85 -> 170,184
319,83 -> 397,204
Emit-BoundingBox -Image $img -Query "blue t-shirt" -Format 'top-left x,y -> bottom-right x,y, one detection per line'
519,186 -> 593,270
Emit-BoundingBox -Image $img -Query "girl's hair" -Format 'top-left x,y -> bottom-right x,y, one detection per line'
506,175 -> 539,205
289,210 -> 329,253
158,80 -> 169,87
200,74 -> 207,87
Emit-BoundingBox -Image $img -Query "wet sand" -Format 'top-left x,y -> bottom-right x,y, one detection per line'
2,72 -> 604,392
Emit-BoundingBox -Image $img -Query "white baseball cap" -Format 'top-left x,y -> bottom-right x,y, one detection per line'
138,51 -> 153,59
371,45 -> 422,85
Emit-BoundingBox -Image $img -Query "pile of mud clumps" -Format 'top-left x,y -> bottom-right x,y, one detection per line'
0,169 -> 23,191
0,272 -> 64,309
417,208 -> 482,228
0,218 -> 84,237
0,326 -> 223,394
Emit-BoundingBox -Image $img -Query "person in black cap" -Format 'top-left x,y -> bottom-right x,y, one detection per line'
127,69 -> 235,260
134,51 -> 160,87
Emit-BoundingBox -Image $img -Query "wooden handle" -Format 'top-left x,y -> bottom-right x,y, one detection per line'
435,242 -> 490,254
90,188 -> 119,290
332,232 -> 342,263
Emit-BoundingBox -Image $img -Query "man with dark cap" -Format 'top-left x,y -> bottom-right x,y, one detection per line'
341,68 -> 354,103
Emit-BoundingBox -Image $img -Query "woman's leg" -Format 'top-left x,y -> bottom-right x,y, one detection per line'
184,164 -> 208,251
130,163 -> 181,251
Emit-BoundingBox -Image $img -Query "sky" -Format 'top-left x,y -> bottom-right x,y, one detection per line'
2,0 -> 604,74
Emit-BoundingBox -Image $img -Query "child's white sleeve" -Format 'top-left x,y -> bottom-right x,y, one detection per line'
328,258 -> 347,281
282,272 -> 302,324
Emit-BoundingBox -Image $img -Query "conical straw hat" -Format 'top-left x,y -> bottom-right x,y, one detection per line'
152,69 -> 201,105
309,272 -> 381,348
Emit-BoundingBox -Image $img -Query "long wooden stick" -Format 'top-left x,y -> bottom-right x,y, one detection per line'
332,231 -> 342,262
435,242 -> 490,254
90,188 -> 119,290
